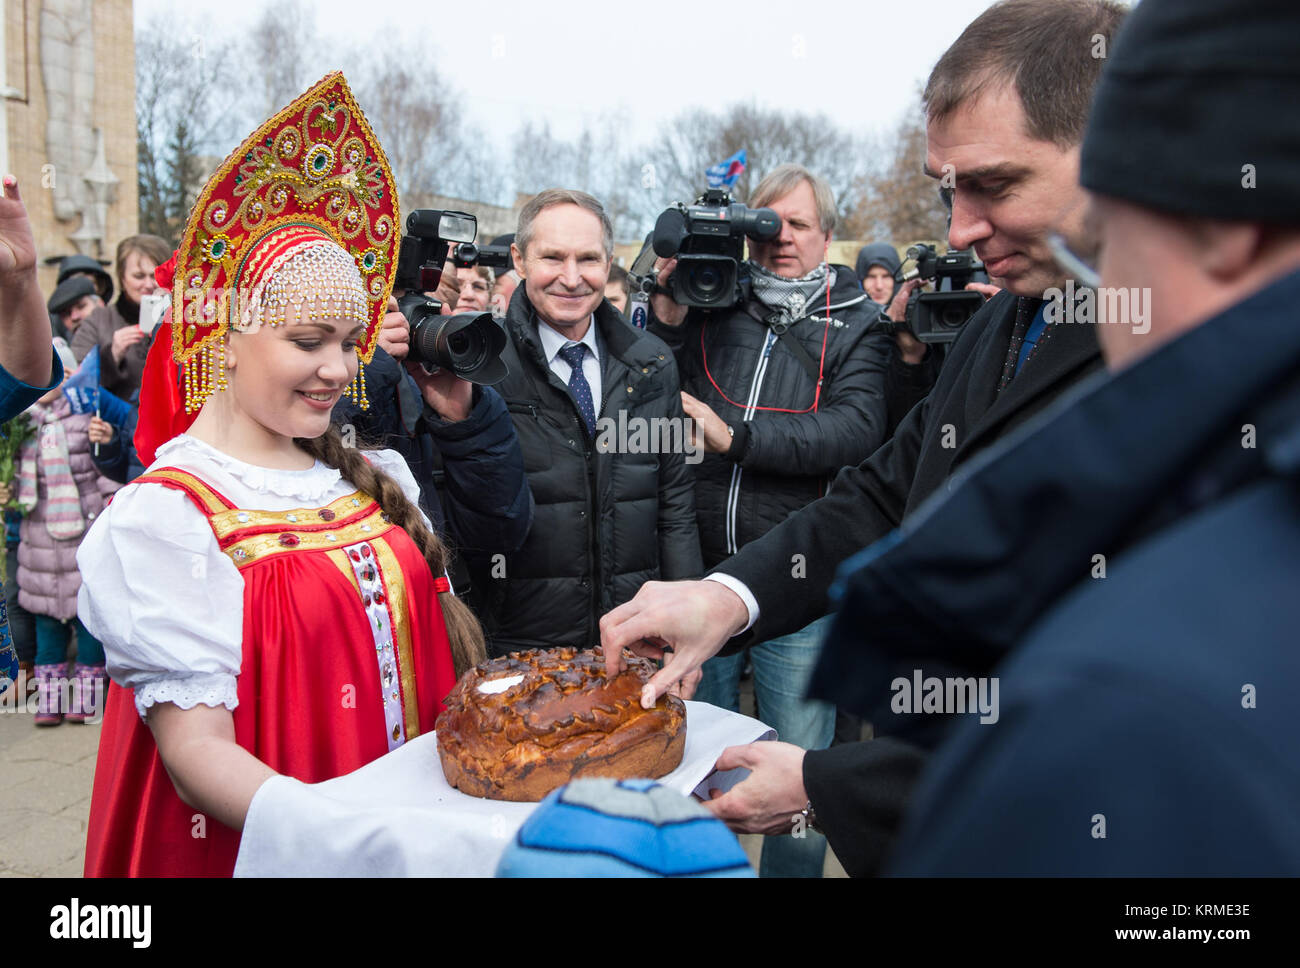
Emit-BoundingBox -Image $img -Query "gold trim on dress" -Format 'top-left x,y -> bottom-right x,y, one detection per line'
222,507 -> 391,569
136,469 -> 231,515
370,537 -> 420,741
325,548 -> 361,593
209,490 -> 374,541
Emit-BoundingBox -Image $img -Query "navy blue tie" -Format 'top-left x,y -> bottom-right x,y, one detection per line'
558,342 -> 596,436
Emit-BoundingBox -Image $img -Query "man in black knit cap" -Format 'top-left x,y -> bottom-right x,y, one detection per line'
867,0 -> 1300,874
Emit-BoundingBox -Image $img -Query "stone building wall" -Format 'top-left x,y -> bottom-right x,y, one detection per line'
4,0 -> 137,297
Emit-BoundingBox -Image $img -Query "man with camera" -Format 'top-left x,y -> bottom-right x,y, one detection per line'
473,188 -> 702,656
331,295 -> 534,585
602,0 -> 1125,875
645,163 -> 893,877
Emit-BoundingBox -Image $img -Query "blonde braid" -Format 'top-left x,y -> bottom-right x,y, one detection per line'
296,426 -> 486,678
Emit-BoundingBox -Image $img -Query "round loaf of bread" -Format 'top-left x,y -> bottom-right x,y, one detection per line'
435,646 -> 686,802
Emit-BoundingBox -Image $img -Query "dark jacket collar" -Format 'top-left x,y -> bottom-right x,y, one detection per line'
955,294 -> 1104,461
505,286 -> 664,377
812,267 -> 1300,717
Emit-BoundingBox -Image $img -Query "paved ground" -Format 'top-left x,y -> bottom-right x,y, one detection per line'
0,674 -> 845,877
0,676 -> 98,878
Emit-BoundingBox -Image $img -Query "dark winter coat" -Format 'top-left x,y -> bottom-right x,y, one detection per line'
70,297 -> 154,400
649,265 -> 892,570
716,292 -> 1103,877
473,288 -> 703,655
815,267 -> 1300,875
881,342 -> 946,437
717,290 -> 1104,647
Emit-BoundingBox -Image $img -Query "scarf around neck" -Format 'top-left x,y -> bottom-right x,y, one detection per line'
17,401 -> 86,540
746,261 -> 830,326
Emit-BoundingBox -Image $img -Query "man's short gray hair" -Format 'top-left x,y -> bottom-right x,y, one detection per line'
749,164 -> 838,234
516,189 -> 614,260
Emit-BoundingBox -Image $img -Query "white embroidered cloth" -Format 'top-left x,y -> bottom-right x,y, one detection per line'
234,701 -> 774,877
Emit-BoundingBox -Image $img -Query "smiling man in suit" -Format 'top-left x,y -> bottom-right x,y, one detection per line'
602,0 -> 1127,875
474,189 -> 702,658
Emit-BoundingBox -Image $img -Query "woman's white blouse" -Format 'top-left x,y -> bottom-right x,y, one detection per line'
75,434 -> 432,721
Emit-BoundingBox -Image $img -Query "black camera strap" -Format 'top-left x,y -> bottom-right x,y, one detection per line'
768,317 -> 823,386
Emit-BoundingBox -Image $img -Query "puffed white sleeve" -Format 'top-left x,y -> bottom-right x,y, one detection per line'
76,481 -> 245,722
365,448 -> 435,535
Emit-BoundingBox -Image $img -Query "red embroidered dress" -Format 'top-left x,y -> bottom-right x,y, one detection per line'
82,453 -> 457,876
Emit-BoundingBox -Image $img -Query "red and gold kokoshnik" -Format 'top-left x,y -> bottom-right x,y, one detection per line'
171,71 -> 400,411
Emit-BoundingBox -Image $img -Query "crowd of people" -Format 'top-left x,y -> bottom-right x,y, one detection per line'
0,0 -> 1294,877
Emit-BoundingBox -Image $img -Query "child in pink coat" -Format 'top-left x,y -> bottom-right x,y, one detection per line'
15,342 -> 118,724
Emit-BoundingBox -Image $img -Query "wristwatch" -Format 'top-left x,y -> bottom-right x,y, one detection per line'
800,799 -> 821,834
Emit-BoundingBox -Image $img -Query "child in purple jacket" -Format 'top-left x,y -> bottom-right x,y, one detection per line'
15,342 -> 118,724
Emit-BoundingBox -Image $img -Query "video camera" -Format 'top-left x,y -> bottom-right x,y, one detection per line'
647,190 -> 781,310
450,242 -> 513,271
901,244 -> 988,344
393,209 -> 508,385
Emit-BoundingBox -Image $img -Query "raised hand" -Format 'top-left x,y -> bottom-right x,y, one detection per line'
0,176 -> 37,278
0,175 -> 56,391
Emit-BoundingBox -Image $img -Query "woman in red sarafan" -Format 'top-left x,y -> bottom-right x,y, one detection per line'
75,72 -> 485,876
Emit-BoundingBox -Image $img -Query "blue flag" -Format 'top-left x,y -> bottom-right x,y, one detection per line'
62,349 -> 100,415
705,149 -> 747,189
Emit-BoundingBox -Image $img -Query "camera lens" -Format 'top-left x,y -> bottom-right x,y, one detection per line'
941,305 -> 967,329
687,265 -> 727,305
442,323 -> 487,370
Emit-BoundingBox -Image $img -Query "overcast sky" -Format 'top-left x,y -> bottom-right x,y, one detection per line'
136,0 -> 998,149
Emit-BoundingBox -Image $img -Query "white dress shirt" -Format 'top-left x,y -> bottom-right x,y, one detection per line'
536,314 -> 602,413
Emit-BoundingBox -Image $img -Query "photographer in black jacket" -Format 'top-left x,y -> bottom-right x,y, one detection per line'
647,163 -> 893,877
332,297 -> 533,590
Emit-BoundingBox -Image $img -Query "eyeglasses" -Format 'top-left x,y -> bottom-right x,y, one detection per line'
1047,232 -> 1101,290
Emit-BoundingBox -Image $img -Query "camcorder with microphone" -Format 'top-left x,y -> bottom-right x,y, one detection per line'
394,209 -> 508,385
900,243 -> 988,344
637,190 -> 781,310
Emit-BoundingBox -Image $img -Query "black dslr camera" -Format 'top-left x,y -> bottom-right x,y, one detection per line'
901,244 -> 988,344
394,209 -> 508,385
650,190 -> 780,309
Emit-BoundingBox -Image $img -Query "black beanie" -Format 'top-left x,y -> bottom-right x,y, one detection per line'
855,243 -> 901,280
47,275 -> 97,315
1081,0 -> 1300,221
57,253 -> 115,302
